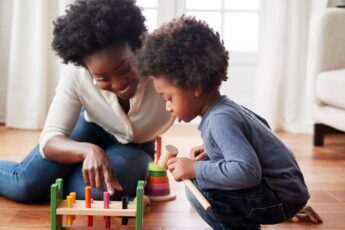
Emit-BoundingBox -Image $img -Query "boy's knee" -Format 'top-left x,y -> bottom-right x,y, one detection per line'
185,187 -> 200,208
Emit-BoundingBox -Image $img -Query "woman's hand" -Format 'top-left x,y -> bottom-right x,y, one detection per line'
81,143 -> 122,195
167,157 -> 196,181
189,145 -> 208,160
43,135 -> 122,195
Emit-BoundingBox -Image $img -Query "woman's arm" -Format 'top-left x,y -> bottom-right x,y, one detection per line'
40,67 -> 121,194
43,135 -> 90,163
44,135 -> 122,195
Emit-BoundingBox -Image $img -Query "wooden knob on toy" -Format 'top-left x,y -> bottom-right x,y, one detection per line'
158,145 -> 178,169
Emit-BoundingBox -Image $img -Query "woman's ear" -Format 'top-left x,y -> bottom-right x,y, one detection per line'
194,85 -> 203,97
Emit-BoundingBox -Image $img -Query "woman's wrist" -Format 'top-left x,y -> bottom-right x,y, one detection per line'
76,142 -> 97,161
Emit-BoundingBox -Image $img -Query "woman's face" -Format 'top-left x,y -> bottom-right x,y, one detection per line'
84,44 -> 139,100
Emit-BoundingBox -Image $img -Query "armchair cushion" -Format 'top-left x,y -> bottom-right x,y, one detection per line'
316,68 -> 345,110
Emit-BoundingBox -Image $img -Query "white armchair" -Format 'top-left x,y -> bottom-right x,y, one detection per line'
307,8 -> 345,146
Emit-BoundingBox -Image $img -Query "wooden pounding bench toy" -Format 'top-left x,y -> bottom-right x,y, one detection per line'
50,178 -> 144,230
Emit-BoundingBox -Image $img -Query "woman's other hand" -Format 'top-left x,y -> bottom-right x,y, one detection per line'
44,135 -> 123,195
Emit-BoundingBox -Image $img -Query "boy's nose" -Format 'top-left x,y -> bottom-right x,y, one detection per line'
166,101 -> 173,112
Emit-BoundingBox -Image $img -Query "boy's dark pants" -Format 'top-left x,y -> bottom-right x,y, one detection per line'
186,180 -> 306,230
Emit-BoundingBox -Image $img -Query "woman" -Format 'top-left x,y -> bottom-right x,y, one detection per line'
0,0 -> 173,201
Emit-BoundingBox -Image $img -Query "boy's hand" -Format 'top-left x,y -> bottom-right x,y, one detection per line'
167,157 -> 196,181
190,145 -> 208,160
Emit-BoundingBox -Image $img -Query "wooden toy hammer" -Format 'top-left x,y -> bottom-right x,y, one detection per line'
158,145 -> 211,211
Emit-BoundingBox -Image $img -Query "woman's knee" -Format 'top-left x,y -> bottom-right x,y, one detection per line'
107,146 -> 152,173
6,179 -> 50,202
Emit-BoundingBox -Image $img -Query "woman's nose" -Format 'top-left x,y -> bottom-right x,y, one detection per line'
111,78 -> 126,91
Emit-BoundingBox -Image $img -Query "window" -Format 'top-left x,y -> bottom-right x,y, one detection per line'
136,0 -> 260,112
184,0 -> 260,109
185,0 -> 259,54
137,0 -> 260,54
136,0 -> 158,32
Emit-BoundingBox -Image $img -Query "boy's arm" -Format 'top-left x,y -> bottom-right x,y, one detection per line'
195,113 -> 262,190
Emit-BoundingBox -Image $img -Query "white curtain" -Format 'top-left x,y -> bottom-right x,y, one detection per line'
253,0 -> 327,133
0,0 -> 13,124
0,0 -> 72,129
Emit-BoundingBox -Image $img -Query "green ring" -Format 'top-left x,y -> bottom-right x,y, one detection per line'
148,162 -> 166,172
149,171 -> 167,177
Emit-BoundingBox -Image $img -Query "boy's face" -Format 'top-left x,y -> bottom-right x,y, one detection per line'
152,76 -> 203,122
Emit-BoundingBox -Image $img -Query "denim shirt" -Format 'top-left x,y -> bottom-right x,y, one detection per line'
196,96 -> 310,203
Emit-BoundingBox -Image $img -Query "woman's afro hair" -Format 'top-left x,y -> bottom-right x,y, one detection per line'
135,15 -> 229,91
52,0 -> 146,67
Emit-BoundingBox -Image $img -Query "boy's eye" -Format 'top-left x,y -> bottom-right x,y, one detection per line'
163,96 -> 171,101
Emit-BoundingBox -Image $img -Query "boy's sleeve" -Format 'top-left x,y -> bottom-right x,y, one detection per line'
195,113 -> 262,190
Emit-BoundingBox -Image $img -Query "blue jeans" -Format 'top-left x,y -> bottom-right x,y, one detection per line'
186,180 -> 306,230
0,111 -> 154,202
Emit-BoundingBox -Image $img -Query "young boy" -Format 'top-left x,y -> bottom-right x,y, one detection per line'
135,16 -> 309,229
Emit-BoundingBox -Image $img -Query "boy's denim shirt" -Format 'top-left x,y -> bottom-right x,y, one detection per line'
196,95 -> 310,203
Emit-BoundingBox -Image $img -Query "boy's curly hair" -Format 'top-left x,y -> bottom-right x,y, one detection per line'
135,15 -> 229,91
52,0 -> 146,67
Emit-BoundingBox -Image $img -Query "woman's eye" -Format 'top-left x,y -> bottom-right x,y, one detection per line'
117,65 -> 131,76
95,76 -> 109,82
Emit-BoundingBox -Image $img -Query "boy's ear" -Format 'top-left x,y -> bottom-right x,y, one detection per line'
194,85 -> 203,97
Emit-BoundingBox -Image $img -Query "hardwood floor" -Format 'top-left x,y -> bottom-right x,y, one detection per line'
1,125 -> 345,229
